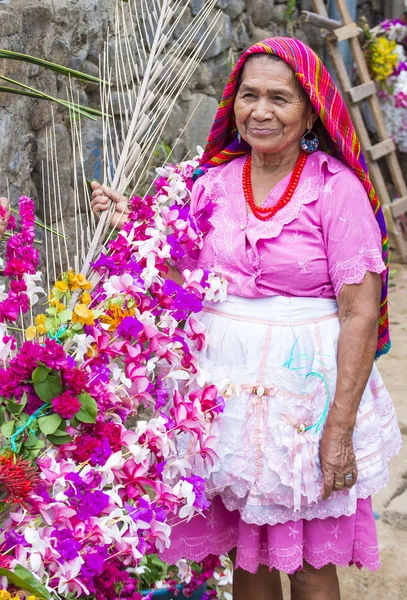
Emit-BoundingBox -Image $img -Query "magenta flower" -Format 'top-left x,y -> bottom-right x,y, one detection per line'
52,391 -> 81,419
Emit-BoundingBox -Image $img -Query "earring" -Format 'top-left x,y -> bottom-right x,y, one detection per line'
237,131 -> 241,143
301,129 -> 319,153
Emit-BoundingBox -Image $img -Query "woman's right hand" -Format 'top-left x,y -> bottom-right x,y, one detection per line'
0,197 -> 10,238
90,182 -> 130,230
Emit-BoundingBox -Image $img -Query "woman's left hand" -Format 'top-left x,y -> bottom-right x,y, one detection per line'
319,424 -> 357,500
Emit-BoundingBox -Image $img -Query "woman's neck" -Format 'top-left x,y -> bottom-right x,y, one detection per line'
251,144 -> 301,175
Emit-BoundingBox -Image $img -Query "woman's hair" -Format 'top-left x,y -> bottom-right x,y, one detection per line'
236,53 -> 306,98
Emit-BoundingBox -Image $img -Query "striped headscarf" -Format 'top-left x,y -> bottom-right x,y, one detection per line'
196,37 -> 390,358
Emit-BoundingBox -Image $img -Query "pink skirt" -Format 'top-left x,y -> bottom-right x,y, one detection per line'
160,296 -> 400,574
160,495 -> 380,574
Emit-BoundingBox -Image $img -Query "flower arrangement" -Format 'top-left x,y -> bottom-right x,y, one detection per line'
362,17 -> 407,151
0,152 -> 230,599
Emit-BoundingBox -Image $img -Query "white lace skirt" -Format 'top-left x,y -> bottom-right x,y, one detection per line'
189,295 -> 402,526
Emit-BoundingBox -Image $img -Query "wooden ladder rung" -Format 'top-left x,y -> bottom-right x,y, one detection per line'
332,22 -> 359,42
301,11 -> 341,31
391,195 -> 407,219
348,81 -> 376,103
367,139 -> 396,161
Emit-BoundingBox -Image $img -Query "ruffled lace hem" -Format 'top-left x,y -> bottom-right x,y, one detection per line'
329,247 -> 386,297
160,494 -> 380,575
160,537 -> 380,575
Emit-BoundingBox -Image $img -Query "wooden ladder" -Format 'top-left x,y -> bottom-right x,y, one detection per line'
304,0 -> 407,262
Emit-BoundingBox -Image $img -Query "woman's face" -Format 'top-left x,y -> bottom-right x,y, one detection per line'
234,57 -> 316,155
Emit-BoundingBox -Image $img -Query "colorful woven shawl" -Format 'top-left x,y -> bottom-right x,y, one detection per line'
196,37 -> 390,358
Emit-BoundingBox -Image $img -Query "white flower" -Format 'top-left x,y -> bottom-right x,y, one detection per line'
103,273 -> 144,297
72,333 -> 96,361
385,23 -> 407,43
176,559 -> 193,584
214,567 -> 233,586
141,253 -> 160,287
173,480 -> 196,519
111,363 -> 132,389
204,273 -> 228,303
0,323 -> 14,361
23,271 -> 46,305
165,459 -> 192,479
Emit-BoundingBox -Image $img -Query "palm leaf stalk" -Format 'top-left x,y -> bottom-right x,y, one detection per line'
38,0 -> 221,305
0,75 -> 105,120
9,207 -> 67,239
0,49 -> 107,84
77,0 -> 221,280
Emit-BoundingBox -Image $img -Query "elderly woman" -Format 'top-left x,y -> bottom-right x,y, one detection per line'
92,38 -> 401,600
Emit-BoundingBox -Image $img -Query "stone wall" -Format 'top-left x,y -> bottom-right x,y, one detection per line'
0,0 -> 390,213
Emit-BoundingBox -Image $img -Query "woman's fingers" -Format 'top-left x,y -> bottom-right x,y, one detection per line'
321,470 -> 335,501
319,424 -> 357,500
0,197 -> 10,238
344,467 -> 358,489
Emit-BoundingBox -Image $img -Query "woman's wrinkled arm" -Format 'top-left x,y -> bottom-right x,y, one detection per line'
320,271 -> 382,500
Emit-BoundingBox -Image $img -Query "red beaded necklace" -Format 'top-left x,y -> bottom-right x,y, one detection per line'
242,150 -> 308,221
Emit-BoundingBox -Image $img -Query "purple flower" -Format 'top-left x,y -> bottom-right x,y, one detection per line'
118,316 -> 143,339
64,472 -> 110,519
51,528 -> 81,560
182,474 -> 210,510
163,280 -> 203,319
394,61 -> 407,76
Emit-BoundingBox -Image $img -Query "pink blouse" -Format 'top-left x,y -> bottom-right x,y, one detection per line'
184,151 -> 386,299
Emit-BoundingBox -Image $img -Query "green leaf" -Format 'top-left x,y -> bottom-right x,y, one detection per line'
0,564 -> 51,599
0,405 -> 5,427
46,307 -> 57,316
47,433 -> 72,445
32,365 -> 51,384
0,49 -> 106,84
38,413 -> 62,435
50,426 -> 69,437
70,415 -> 79,428
72,323 -> 84,332
1,420 -> 15,438
25,432 -> 40,447
78,393 -> 98,419
76,409 -> 96,424
34,374 -> 62,403
58,309 -> 73,323
6,394 -> 27,415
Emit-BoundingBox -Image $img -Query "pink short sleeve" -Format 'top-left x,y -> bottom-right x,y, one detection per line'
320,167 -> 386,297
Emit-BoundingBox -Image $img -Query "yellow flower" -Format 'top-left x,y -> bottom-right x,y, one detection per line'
28,597 -> 37,600
68,270 -> 92,291
100,303 -> 135,332
72,303 -> 95,325
25,325 -> 37,340
35,314 -> 47,335
81,291 -> 92,305
0,591 -> 11,600
55,280 -> 68,293
370,37 -> 398,81
68,269 -> 80,290
50,297 -> 66,312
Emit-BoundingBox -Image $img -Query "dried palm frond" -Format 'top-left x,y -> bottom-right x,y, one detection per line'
41,0 -> 222,292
